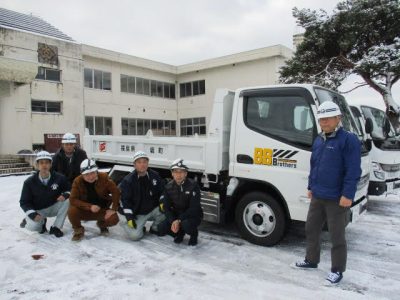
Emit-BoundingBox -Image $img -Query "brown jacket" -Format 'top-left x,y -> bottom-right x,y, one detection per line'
70,172 -> 120,211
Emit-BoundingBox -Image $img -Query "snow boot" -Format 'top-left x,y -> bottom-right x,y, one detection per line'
49,226 -> 64,238
71,227 -> 85,241
20,218 -> 27,228
188,231 -> 198,246
39,218 -> 47,234
174,230 -> 185,244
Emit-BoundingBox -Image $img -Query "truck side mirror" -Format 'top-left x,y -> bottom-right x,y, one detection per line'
364,117 -> 373,134
383,119 -> 391,136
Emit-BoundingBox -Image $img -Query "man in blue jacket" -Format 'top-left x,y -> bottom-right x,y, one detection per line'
20,151 -> 70,237
293,101 -> 361,285
118,151 -> 165,241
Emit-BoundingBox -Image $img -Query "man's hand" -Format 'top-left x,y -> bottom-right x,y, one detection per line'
171,219 -> 181,234
34,214 -> 43,222
104,209 -> 116,220
339,196 -> 352,207
307,190 -> 312,199
56,195 -> 66,202
90,205 -> 101,213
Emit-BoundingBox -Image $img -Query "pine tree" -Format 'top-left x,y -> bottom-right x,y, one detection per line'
280,0 -> 400,127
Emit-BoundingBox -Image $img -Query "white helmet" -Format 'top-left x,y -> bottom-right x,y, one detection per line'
170,158 -> 188,171
62,133 -> 77,144
133,151 -> 149,163
317,101 -> 341,119
80,159 -> 98,175
35,151 -> 52,162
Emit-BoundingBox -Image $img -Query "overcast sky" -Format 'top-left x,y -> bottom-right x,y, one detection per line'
0,0 -> 398,108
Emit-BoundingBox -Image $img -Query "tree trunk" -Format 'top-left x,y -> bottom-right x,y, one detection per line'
383,92 -> 400,133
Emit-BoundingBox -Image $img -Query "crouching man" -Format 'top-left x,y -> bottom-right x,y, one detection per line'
118,151 -> 165,241
158,159 -> 203,246
68,159 -> 120,241
20,151 -> 70,237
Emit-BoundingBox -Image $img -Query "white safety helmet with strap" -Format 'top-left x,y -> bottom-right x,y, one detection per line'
62,132 -> 77,144
317,101 -> 341,119
170,158 -> 188,171
80,159 -> 98,175
133,151 -> 149,163
35,151 -> 52,162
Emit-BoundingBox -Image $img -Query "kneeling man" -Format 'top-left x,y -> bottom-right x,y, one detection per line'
68,159 -> 120,241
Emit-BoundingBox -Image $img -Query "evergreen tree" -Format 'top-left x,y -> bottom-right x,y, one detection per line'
280,0 -> 400,126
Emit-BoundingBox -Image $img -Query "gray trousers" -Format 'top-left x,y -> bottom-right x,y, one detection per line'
305,197 -> 349,273
119,206 -> 166,241
25,200 -> 70,232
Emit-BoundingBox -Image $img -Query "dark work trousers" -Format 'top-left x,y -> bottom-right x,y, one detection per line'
158,218 -> 201,237
305,197 -> 349,273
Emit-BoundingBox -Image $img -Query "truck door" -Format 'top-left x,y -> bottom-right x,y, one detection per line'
230,87 -> 317,221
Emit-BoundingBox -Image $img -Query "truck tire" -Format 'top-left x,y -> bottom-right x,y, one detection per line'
235,192 -> 286,246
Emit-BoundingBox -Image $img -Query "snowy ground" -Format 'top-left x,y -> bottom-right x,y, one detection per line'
0,175 -> 399,300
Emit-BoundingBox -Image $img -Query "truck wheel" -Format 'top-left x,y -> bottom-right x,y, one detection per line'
235,192 -> 286,246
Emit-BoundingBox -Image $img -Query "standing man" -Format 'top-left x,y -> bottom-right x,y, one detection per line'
20,151 -> 70,237
158,159 -> 203,246
68,159 -> 120,241
119,151 -> 165,241
293,101 -> 361,285
52,133 -> 87,184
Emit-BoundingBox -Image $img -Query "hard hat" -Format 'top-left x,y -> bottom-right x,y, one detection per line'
62,133 -> 77,144
80,159 -> 98,175
170,158 -> 188,171
317,101 -> 341,119
35,151 -> 52,162
133,151 -> 149,163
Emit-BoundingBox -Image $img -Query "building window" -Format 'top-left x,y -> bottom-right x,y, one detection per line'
35,67 -> 61,82
179,80 -> 205,98
122,118 -> 176,136
85,116 -> 112,135
121,75 -> 175,99
31,100 -> 62,114
84,68 -> 112,91
180,117 -> 206,136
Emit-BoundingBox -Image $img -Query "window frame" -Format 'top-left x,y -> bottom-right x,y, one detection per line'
31,100 -> 62,114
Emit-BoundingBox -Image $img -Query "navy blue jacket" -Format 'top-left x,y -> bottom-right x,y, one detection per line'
308,127 -> 361,201
51,147 -> 87,183
20,171 -> 70,218
160,178 -> 203,223
119,169 -> 164,221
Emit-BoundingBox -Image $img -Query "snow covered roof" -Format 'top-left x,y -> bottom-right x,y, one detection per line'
0,7 -> 74,41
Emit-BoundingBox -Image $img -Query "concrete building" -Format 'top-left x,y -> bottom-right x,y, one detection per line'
0,7 -> 292,155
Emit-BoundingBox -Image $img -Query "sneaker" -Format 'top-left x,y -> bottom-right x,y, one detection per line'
49,226 -> 64,238
188,233 -> 198,246
326,271 -> 343,284
39,218 -> 47,234
174,230 -> 185,244
20,218 -> 27,228
71,227 -> 85,242
293,259 -> 318,269
100,227 -> 109,236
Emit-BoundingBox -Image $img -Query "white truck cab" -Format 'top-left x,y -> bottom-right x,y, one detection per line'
350,105 -> 400,196
85,84 -> 369,246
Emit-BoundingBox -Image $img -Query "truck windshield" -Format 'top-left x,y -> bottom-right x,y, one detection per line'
314,88 -> 363,138
360,105 -> 400,150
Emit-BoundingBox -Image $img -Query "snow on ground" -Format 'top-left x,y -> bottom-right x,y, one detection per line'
0,175 -> 399,300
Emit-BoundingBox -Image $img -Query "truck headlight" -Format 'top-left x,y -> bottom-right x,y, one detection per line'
374,171 -> 385,180
372,162 -> 382,171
